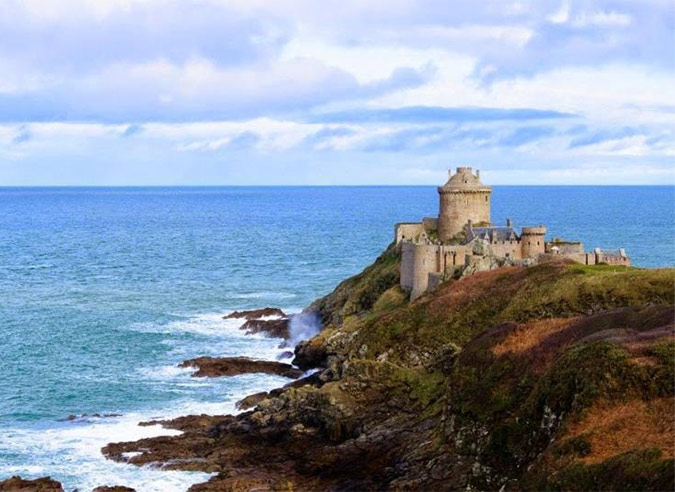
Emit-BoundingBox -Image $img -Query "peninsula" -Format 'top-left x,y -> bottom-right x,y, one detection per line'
6,175 -> 673,491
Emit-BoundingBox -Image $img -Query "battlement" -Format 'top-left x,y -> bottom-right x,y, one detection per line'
521,226 -> 547,236
397,166 -> 630,300
439,167 -> 489,192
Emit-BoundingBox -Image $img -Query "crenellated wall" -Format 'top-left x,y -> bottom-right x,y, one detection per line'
521,226 -> 547,258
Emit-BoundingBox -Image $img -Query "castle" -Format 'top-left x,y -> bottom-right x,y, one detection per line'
396,167 -> 630,300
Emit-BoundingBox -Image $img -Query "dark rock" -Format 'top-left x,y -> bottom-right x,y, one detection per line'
292,339 -> 328,370
235,391 -> 269,411
63,413 -> 122,421
0,476 -> 63,491
223,308 -> 286,320
241,318 -> 289,339
179,356 -> 303,378
92,487 -> 136,492
277,351 -> 294,360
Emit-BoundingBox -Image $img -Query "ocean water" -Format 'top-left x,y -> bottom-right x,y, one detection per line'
0,186 -> 673,490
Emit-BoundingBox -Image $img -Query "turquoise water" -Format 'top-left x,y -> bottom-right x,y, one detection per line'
0,186 -> 673,490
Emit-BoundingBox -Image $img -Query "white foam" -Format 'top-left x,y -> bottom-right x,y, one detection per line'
1,309 -> 307,490
231,291 -> 296,300
0,370 -> 291,491
0,413 -> 212,492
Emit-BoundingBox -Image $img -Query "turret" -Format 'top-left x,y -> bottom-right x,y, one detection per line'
521,226 -> 547,258
438,167 -> 491,242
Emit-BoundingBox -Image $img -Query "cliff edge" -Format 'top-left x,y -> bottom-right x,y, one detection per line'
103,247 -> 674,491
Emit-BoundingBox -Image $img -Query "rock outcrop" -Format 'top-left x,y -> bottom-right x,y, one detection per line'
179,356 -> 303,379
92,487 -> 136,492
224,307 -> 291,339
223,307 -> 286,320
0,476 -> 63,491
105,249 -> 675,491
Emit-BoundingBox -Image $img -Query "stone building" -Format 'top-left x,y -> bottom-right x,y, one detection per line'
396,167 -> 631,300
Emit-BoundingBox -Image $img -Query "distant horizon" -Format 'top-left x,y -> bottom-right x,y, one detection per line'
1,183 -> 673,188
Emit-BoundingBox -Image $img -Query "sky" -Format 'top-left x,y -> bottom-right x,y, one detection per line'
0,0 -> 673,185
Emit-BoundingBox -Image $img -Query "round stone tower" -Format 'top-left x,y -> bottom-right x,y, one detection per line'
521,226 -> 547,258
438,167 -> 491,242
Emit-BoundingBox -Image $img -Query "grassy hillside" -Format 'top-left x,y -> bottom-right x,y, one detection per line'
107,250 -> 674,491
294,255 -> 675,490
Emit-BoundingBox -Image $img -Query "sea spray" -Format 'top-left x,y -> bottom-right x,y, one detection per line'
288,312 -> 321,347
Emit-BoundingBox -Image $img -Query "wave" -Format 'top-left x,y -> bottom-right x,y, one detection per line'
0,413 -> 212,492
1,309 -> 307,490
230,291 -> 297,300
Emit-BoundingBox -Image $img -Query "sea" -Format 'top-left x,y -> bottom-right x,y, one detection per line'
0,186 -> 673,491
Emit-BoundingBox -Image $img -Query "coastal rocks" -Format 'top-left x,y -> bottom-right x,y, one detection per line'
179,356 -> 303,379
101,256 -> 675,491
276,350 -> 294,360
293,337 -> 328,370
63,413 -> 122,422
240,317 -> 290,339
0,476 -> 63,491
235,391 -> 269,410
92,487 -> 136,492
223,307 -> 286,320
223,307 -> 292,339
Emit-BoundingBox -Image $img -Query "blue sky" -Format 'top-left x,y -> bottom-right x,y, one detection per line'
0,0 -> 673,185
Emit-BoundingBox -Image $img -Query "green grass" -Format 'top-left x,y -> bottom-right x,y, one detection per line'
525,448 -> 675,491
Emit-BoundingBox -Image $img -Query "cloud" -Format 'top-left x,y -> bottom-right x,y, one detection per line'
0,0 -> 673,184
308,106 -> 575,124
0,1 -> 288,71
0,59 -> 432,122
12,125 -> 31,144
498,126 -> 555,146
568,127 -> 639,148
122,124 -> 143,137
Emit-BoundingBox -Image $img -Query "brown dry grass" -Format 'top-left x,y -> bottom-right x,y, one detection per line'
492,318 -> 574,357
428,266 -> 525,319
562,397 -> 675,464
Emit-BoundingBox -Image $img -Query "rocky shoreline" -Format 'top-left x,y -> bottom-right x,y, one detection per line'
179,356 -> 304,379
4,247 -> 674,491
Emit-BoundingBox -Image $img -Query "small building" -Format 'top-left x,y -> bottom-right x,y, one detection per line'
396,167 -> 630,299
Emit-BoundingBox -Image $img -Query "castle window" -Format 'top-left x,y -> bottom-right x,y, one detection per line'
485,196 -> 488,202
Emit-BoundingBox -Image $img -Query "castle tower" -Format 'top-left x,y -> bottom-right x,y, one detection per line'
438,167 -> 491,242
521,226 -> 547,258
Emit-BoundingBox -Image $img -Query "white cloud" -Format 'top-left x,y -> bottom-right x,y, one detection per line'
0,0 -> 673,184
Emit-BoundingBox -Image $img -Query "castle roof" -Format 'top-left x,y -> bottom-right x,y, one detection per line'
439,167 -> 491,191
466,226 -> 518,243
595,248 -> 627,257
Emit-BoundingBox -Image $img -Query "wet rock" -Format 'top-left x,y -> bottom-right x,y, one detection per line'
223,308 -> 286,320
0,476 -> 63,491
277,350 -> 294,360
63,413 -> 122,421
92,487 -> 136,492
292,338 -> 328,370
240,317 -> 290,339
179,356 -> 303,378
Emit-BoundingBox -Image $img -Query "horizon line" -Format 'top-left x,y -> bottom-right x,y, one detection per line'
0,184 -> 673,188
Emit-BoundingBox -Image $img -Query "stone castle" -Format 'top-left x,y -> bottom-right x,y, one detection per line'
396,167 -> 630,300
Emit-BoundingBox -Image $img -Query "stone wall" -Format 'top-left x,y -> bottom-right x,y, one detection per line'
490,240 -> 523,260
521,227 -> 547,258
395,223 -> 424,245
438,190 -> 491,241
401,243 -> 468,300
595,248 -> 631,266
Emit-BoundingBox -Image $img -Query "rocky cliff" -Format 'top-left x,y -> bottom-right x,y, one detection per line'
103,245 -> 674,491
